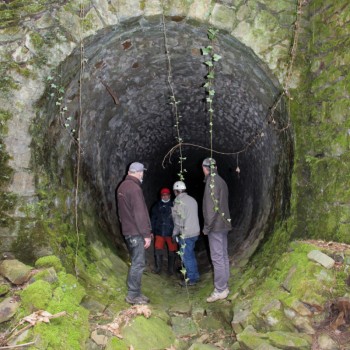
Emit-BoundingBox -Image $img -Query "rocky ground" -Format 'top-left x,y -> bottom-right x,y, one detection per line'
0,240 -> 349,349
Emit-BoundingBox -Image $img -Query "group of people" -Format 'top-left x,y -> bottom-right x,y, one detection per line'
116,158 -> 232,305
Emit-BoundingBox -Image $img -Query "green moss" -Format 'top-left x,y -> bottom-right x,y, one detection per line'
31,267 -> 58,285
30,32 -> 45,50
27,272 -> 89,349
140,0 -> 146,11
63,0 -> 90,14
32,310 -> 89,350
81,12 -> 95,31
35,255 -> 64,272
239,241 -> 348,333
0,109 -> 16,227
0,0 -> 50,27
21,280 -> 53,312
12,220 -> 52,264
118,316 -> 176,350
0,284 -> 10,296
106,337 -> 128,350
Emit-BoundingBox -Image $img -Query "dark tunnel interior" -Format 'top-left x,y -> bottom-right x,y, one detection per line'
40,17 -> 293,264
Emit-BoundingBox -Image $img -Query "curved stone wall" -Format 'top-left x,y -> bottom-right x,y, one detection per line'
0,0 -> 298,261
5,0 -> 349,262
36,18 -> 293,261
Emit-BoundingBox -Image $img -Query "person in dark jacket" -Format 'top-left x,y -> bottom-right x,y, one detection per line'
202,158 -> 232,302
116,162 -> 152,305
150,188 -> 177,275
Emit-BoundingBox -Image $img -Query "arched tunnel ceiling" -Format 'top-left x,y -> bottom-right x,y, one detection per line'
42,17 -> 293,260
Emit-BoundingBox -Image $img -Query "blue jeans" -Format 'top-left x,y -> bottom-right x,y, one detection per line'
208,231 -> 229,292
124,235 -> 145,298
179,236 -> 199,283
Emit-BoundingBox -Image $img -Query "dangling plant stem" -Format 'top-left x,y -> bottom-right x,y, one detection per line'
161,0 -> 186,181
203,28 -> 221,159
74,0 -> 85,277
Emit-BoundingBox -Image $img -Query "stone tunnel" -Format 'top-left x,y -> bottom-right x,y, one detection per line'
36,18 -> 293,264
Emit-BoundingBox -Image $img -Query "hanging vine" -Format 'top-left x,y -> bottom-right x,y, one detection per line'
202,28 -> 221,159
203,29 -> 231,225
161,0 -> 186,181
73,0 -> 86,277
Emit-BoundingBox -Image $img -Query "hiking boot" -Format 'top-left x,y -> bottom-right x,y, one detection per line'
125,295 -> 148,305
167,252 -> 176,276
206,288 -> 229,302
139,294 -> 150,303
152,252 -> 163,274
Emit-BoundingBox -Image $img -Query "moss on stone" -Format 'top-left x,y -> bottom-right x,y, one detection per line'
116,316 -> 177,350
0,0 -> 51,27
26,271 -> 89,349
35,255 -> 64,272
236,240 -> 348,334
0,68 -> 19,93
30,32 -> 45,50
106,337 -> 128,350
0,283 -> 10,296
21,280 -> 53,312
0,109 -> 16,227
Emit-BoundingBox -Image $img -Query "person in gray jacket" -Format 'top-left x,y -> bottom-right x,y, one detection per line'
172,181 -> 200,286
202,158 -> 232,302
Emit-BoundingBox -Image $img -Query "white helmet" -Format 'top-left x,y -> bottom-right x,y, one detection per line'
173,181 -> 186,190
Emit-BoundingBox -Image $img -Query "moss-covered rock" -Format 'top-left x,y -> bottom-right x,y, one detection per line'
0,283 -> 10,296
107,315 -> 177,350
21,279 -> 53,312
30,267 -> 58,284
23,271 -> 89,349
35,255 -> 64,273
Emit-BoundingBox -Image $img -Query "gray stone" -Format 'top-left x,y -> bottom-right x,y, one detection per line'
209,3 -> 235,32
91,330 -> 109,346
282,265 -> 297,292
261,299 -> 282,316
29,267 -> 58,284
307,250 -> 335,269
241,277 -> 257,294
291,316 -> 315,335
236,326 -> 270,350
267,331 -> 312,350
0,259 -> 32,285
171,316 -> 199,337
290,299 -> 313,317
232,300 -> 253,334
317,333 -> 340,350
0,283 -> 11,296
81,297 -> 107,314
0,297 -> 21,323
188,343 -> 221,350
256,344 -> 282,350
169,300 -> 192,316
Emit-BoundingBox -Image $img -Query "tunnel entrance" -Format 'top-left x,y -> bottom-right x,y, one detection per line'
38,17 -> 293,264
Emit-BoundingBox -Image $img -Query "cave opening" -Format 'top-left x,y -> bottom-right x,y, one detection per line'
39,17 -> 293,267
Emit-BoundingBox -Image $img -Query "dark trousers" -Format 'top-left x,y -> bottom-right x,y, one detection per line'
125,235 -> 145,298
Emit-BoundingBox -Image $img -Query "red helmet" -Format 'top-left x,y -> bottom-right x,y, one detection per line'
160,188 -> 171,195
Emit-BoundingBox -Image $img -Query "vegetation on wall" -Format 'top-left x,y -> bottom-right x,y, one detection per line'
0,109 -> 16,228
291,0 -> 350,244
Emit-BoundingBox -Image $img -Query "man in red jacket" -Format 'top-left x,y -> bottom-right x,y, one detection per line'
116,162 -> 152,305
